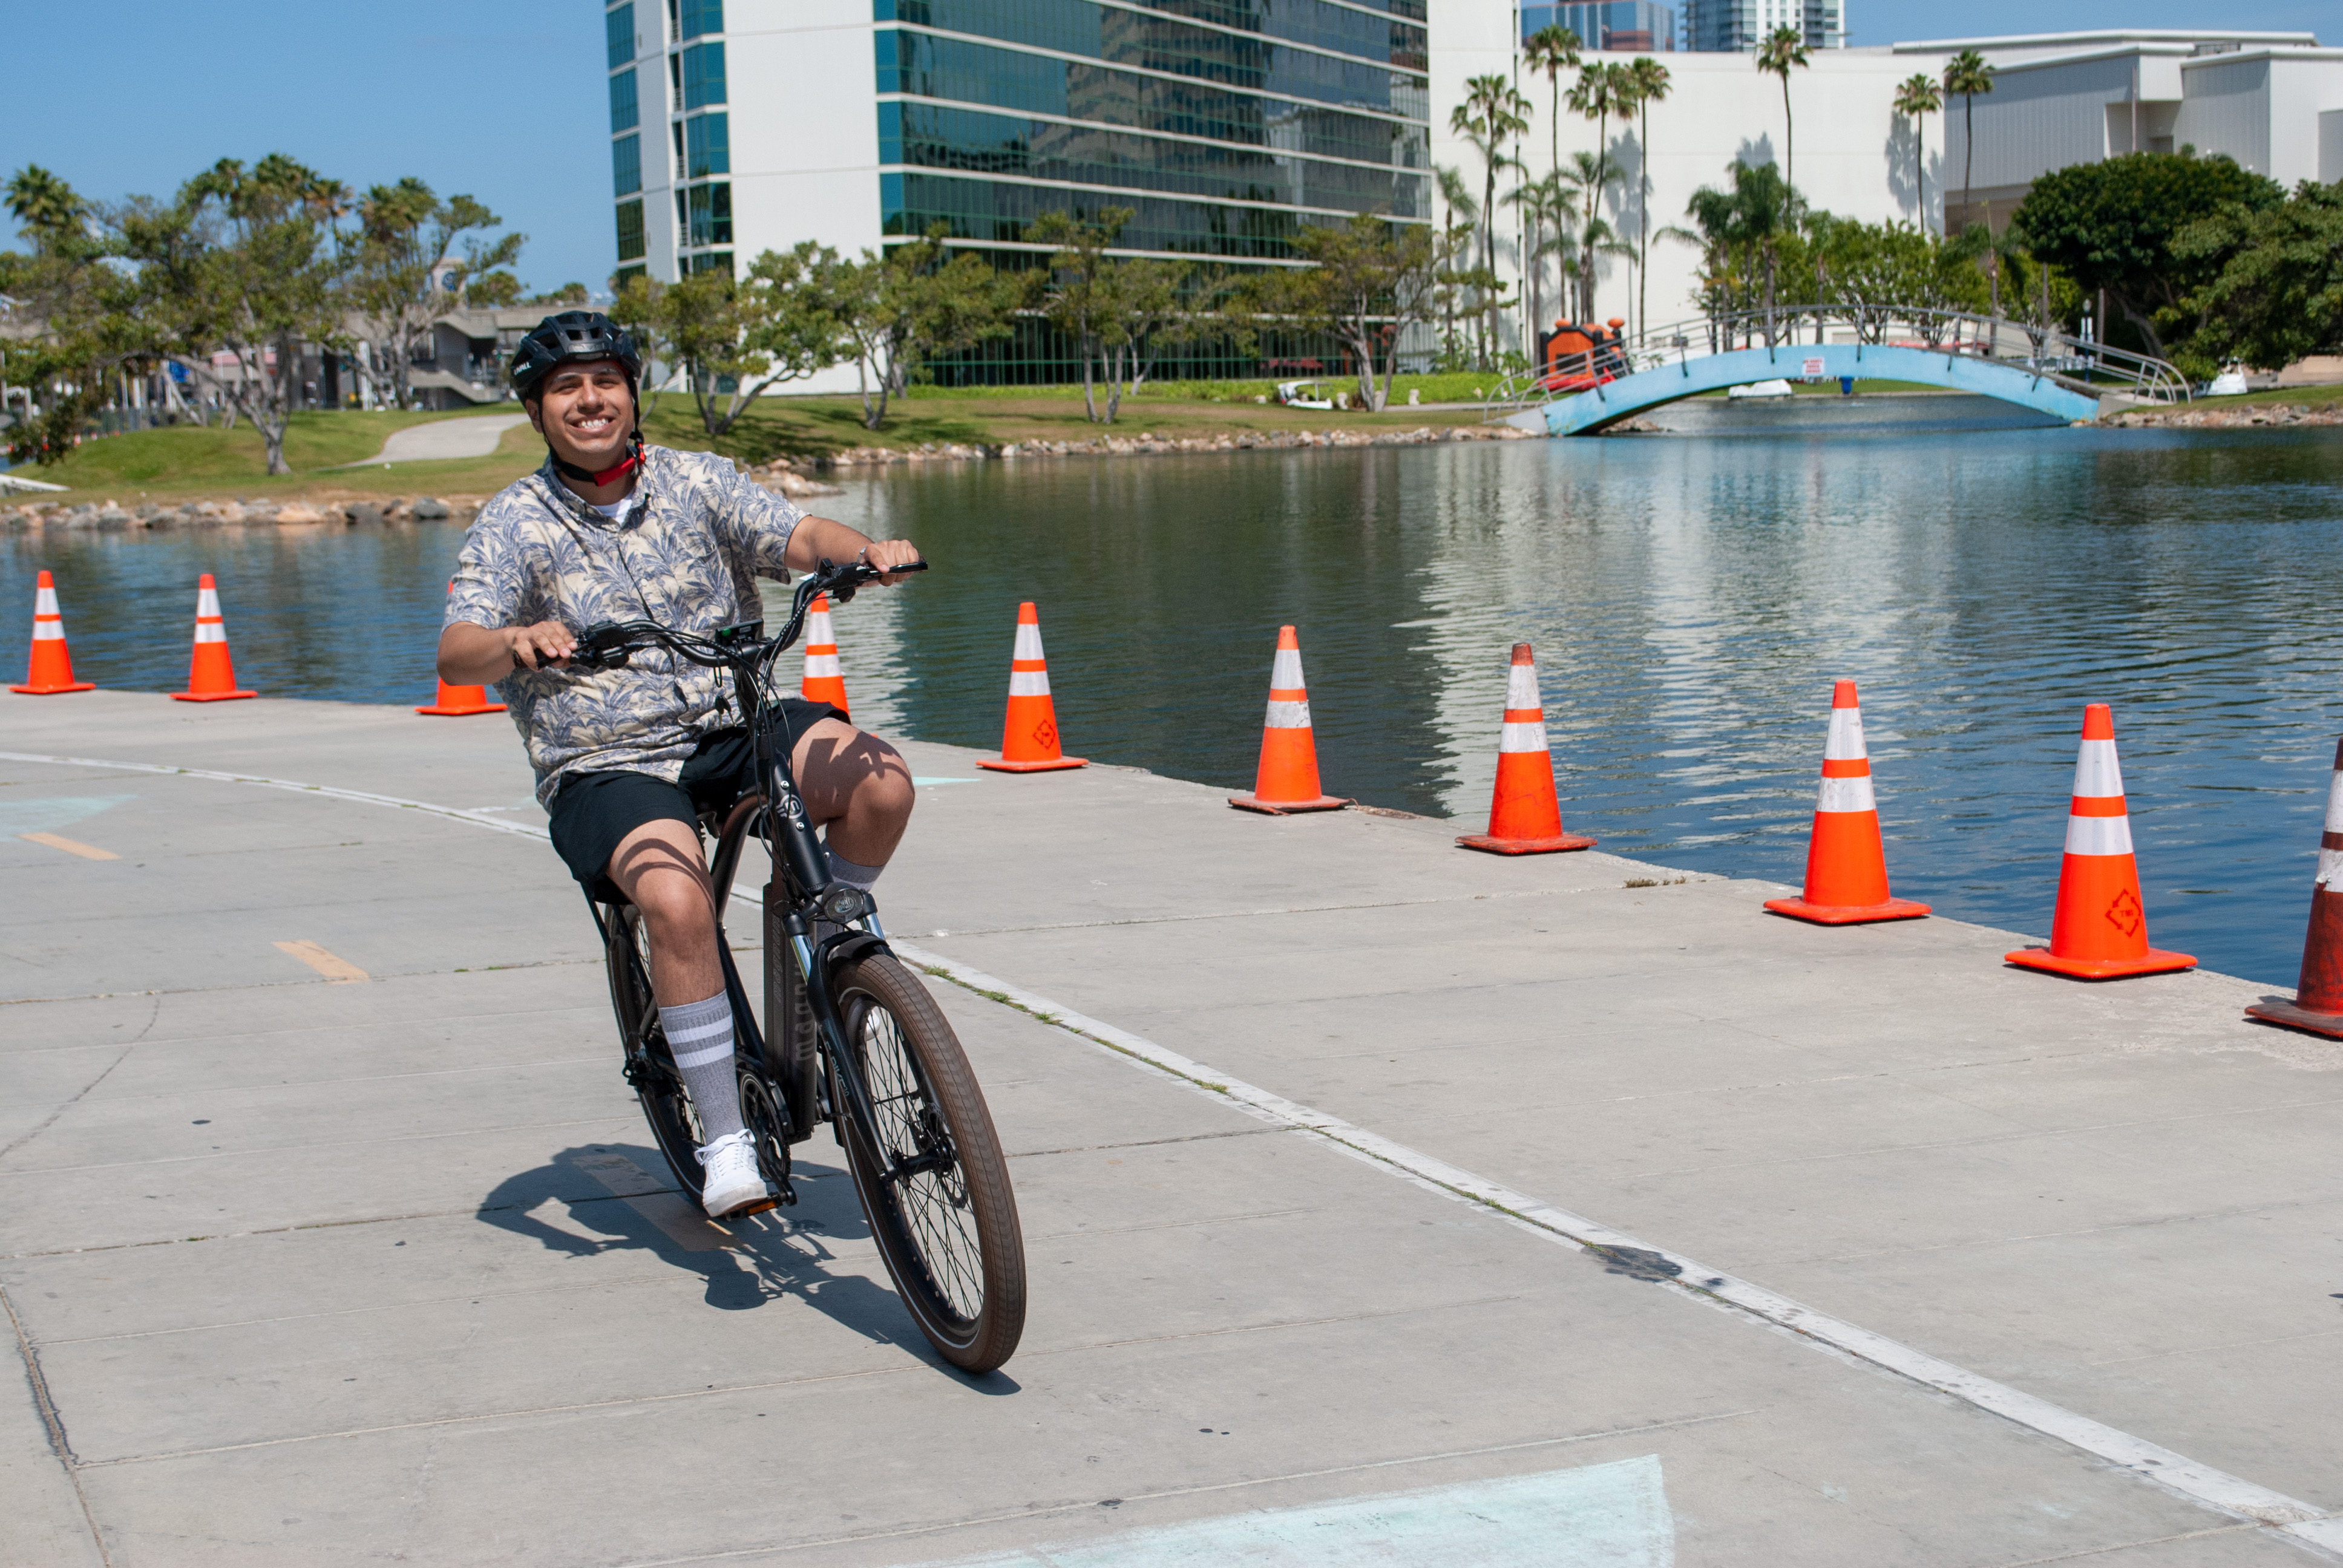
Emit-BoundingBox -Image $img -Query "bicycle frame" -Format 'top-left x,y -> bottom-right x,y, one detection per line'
581,561 -> 953,1197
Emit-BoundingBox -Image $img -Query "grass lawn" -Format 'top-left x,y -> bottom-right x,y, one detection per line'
7,385 -> 1493,501
2180,382 -> 2343,411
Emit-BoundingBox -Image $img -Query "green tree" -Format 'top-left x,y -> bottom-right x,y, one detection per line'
1504,168 -> 1579,340
1942,50 -> 1994,224
1681,160 -> 1797,341
1892,73 -> 1942,234
1450,74 -> 1530,359
527,282 -> 591,305
0,166 -> 126,464
640,241 -> 852,436
464,269 -> 523,307
1565,60 -> 1636,321
1626,56 -> 1671,334
832,223 -> 1018,430
345,181 -> 521,407
1030,207 -> 1129,423
1519,22 -> 1581,332
1250,214 -> 1438,411
139,155 -> 354,474
2011,151 -> 2283,361
2172,180 -> 2343,376
1755,27 -> 1811,199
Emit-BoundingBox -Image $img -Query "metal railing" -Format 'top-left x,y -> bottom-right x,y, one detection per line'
1482,304 -> 2191,421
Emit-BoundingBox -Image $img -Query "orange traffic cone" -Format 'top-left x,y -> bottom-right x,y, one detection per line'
170,573 -> 257,702
2005,703 -> 2193,979
1230,626 -> 1350,815
2246,737 -> 2343,1037
799,592 -> 849,716
976,601 -> 1086,773
1457,643 -> 1593,854
1763,680 -> 1928,923
416,582 -> 507,716
10,570 -> 95,694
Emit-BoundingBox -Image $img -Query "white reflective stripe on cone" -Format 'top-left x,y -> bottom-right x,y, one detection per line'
1270,647 -> 1305,689
1824,705 -> 1868,760
194,622 -> 227,644
1499,720 -> 1548,753
2318,848 -> 2343,889
1265,699 -> 1311,729
1012,622 -> 1044,661
2072,739 -> 2123,798
804,654 -> 842,677
197,588 -> 222,617
1816,774 -> 1877,814
1505,663 -> 1540,710
34,586 -> 60,615
2324,768 -> 2343,832
31,619 -> 63,641
2064,814 -> 2135,856
1008,670 -> 1050,696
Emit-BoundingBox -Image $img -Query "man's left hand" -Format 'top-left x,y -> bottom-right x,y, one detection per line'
864,538 -> 925,585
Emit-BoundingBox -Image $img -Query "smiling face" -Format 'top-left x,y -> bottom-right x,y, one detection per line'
526,359 -> 635,472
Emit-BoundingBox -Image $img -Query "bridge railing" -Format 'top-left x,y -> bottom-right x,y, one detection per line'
1482,305 -> 2191,421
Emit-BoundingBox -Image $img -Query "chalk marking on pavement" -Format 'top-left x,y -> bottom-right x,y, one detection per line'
892,942 -> 2343,1550
612,1413 -> 1745,1568
273,941 -> 369,984
13,748 -> 2336,1550
18,831 -> 120,860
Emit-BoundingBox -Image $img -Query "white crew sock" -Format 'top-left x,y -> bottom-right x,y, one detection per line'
660,991 -> 744,1143
826,848 -> 884,890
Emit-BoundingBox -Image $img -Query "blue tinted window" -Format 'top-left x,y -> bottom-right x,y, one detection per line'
877,0 -> 1424,74
683,42 -> 727,107
680,0 -> 725,37
879,33 -> 1427,165
607,3 -> 635,68
876,4 -> 1422,116
609,68 -> 640,132
883,170 -> 1419,257
879,101 -> 1427,215
686,181 -> 733,245
615,198 -> 646,262
686,113 -> 731,177
612,134 -> 643,196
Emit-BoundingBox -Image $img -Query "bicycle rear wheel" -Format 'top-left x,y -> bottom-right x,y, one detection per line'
605,904 -> 704,1199
833,953 -> 1026,1372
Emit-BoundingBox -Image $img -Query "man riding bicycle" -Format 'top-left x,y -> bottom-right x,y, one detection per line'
437,310 -> 922,1220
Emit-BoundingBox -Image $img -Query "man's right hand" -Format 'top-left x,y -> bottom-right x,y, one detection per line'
437,620 -> 576,685
507,621 -> 577,671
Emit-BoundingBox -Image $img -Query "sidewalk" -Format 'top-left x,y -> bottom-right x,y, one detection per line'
2,692 -> 2337,1566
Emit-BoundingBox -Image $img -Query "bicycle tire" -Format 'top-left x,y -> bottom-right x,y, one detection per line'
833,953 -> 1026,1372
605,905 -> 705,1199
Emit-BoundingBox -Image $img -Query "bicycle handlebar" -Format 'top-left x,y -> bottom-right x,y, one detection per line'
568,557 -> 926,675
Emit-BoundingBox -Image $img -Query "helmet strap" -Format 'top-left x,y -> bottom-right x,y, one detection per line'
552,431 -> 643,488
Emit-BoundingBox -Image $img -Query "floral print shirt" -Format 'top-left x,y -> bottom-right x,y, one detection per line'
445,446 -> 804,805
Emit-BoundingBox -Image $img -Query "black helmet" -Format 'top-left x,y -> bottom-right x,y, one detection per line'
510,310 -> 641,399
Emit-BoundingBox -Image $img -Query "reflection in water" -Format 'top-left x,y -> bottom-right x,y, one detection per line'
8,423 -> 2341,984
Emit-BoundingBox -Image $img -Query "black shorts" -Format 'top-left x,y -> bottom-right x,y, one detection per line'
546,699 -> 844,904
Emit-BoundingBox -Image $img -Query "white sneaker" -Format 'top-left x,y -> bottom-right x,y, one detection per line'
694,1130 -> 768,1217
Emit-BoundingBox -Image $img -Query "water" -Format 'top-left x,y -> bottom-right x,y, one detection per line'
7,419 -> 2342,985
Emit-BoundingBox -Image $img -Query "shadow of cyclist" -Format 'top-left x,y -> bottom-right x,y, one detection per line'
479,1143 -> 909,1338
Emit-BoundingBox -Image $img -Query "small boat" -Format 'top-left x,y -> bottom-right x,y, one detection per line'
2206,363 -> 2249,397
1727,379 -> 1796,399
1275,380 -> 1336,410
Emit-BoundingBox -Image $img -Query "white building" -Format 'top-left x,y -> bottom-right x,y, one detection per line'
1432,24 -> 2339,356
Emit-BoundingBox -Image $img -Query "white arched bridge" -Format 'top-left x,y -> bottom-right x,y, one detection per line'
1487,307 -> 2191,436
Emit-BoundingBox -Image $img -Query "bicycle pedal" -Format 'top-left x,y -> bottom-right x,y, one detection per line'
727,1194 -> 782,1218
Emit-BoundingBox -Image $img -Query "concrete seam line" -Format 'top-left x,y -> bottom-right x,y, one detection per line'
891,940 -> 2343,1547
0,1281 -> 116,1565
22,751 -> 2333,1546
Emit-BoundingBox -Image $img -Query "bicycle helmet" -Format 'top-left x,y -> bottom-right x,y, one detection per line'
511,310 -> 647,486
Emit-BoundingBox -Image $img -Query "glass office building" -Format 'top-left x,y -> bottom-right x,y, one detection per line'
1519,1 -> 1675,53
1680,0 -> 1843,51
606,0 -> 1431,378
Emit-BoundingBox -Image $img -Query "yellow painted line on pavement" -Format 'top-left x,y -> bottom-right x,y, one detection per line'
19,831 -> 118,860
274,940 -> 369,984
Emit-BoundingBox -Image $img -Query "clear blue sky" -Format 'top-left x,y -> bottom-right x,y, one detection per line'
0,0 -> 2328,285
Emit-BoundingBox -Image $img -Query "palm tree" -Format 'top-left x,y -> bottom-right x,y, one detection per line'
1504,168 -> 1582,346
1892,73 -> 1942,234
1754,27 -> 1810,199
1521,24 -> 1582,191
1450,74 -> 1531,359
1565,59 -> 1636,321
3,165 -> 88,246
1943,49 -> 1994,229
1684,160 -> 1795,344
1625,56 -> 1671,336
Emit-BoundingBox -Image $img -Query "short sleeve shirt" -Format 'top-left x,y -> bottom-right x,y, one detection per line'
444,445 -> 805,805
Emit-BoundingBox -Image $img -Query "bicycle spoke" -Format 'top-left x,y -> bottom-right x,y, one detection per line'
857,1003 -> 986,1322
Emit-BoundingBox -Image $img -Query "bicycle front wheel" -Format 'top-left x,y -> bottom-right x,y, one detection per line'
833,953 -> 1026,1372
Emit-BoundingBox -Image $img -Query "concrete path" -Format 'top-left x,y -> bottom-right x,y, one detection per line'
341,413 -> 529,467
2,691 -> 2339,1566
